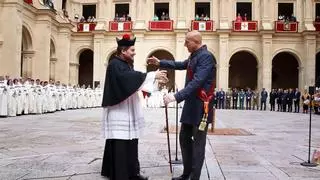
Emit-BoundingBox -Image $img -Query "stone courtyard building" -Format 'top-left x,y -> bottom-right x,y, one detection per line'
1,0 -> 320,92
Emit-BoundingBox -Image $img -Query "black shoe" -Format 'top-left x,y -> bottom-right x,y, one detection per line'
172,174 -> 189,180
130,175 -> 148,180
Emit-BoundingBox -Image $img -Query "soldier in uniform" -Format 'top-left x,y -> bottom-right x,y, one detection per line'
252,90 -> 259,110
218,88 -> 225,109
277,88 -> 283,111
238,89 -> 245,110
232,88 -> 238,109
287,88 -> 294,112
225,88 -> 232,109
281,89 -> 288,112
269,89 -> 277,111
293,88 -> 301,113
245,88 -> 253,110
213,90 -> 218,109
260,88 -> 268,110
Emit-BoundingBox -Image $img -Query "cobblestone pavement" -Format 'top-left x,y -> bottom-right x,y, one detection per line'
0,108 -> 320,180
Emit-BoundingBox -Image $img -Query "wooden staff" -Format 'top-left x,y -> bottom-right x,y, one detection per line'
165,104 -> 173,174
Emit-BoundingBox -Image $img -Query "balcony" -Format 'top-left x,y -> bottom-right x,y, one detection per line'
77,22 -> 97,32
314,22 -> 320,31
191,20 -> 214,31
149,20 -> 173,31
232,21 -> 258,32
275,21 -> 298,32
109,21 -> 132,32
24,0 -> 33,4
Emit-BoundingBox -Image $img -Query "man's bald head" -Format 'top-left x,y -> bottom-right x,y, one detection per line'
186,30 -> 202,44
184,30 -> 202,53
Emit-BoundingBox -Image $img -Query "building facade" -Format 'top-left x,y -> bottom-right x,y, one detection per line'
1,0 -> 320,93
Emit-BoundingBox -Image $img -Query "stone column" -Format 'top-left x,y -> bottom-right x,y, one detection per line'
218,33 -> 229,89
95,0 -> 107,30
175,31 -> 186,90
176,0 -> 186,29
49,57 -> 57,80
0,0 -> 23,77
296,0 -> 303,32
261,0 -> 273,30
133,32 -> 146,73
134,0 -> 147,29
55,25 -> 72,84
260,33 -> 272,92
93,32 -> 104,87
69,62 -> 79,86
304,0 -> 315,31
219,0 -> 229,29
212,0 -> 219,30
303,33 -> 317,88
33,13 -> 52,81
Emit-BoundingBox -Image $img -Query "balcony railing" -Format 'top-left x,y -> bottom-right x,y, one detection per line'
191,20 -> 214,31
24,0 -> 33,4
77,22 -> 97,32
275,21 -> 298,32
314,22 -> 320,31
232,21 -> 258,32
149,20 -> 173,31
109,21 -> 132,32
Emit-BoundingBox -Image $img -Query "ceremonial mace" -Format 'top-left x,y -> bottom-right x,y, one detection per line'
165,104 -> 173,174
171,86 -> 182,164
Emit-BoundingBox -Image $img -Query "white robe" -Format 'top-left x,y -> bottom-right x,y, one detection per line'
0,83 -> 8,116
7,86 -> 17,117
102,72 -> 156,140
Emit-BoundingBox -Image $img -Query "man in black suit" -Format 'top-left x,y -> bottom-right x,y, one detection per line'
294,88 -> 301,113
260,88 -> 268,110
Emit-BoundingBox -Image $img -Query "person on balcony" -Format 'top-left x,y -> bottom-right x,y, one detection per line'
165,13 -> 170,20
80,16 -> 86,23
316,16 -> 320,22
236,13 -> 242,22
290,14 -> 296,22
161,12 -> 166,20
204,14 -> 209,21
153,14 -> 159,21
200,14 -> 205,21
114,13 -> 119,21
243,13 -> 248,21
278,14 -> 284,21
195,14 -> 200,21
120,14 -> 126,22
127,14 -> 132,21
87,16 -> 92,22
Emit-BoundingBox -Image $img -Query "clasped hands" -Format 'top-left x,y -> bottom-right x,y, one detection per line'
147,56 -> 176,105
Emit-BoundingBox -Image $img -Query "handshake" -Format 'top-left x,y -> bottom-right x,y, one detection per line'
147,56 -> 168,84
147,56 -> 176,105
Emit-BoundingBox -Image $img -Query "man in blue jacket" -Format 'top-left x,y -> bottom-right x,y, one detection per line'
147,30 -> 215,180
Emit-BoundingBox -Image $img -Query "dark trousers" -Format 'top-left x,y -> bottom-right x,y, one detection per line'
282,103 -> 287,112
232,99 -> 237,109
180,123 -> 208,180
277,103 -> 282,111
294,100 -> 300,112
101,139 -> 140,180
226,100 -> 231,109
239,100 -> 244,110
270,102 -> 275,111
260,101 -> 266,110
218,99 -> 224,109
246,99 -> 251,110
287,101 -> 293,112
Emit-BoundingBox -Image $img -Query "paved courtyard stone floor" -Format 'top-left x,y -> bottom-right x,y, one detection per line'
0,108 -> 320,180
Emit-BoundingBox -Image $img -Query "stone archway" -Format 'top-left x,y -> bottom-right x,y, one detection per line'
49,39 -> 57,81
21,25 -> 33,78
228,51 -> 258,90
272,52 -> 299,89
78,49 -> 94,87
316,52 -> 320,87
147,50 -> 175,92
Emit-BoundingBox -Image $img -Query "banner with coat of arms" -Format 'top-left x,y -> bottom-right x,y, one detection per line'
199,22 -> 206,31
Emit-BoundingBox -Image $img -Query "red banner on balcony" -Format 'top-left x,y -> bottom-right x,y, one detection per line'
77,23 -> 97,32
109,21 -> 132,32
191,20 -> 214,31
149,20 -> 173,31
233,21 -> 258,32
314,22 -> 320,31
275,21 -> 298,32
24,0 -> 33,4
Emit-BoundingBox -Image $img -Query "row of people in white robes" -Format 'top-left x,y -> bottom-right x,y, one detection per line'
0,82 -> 103,117
144,91 -> 183,108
